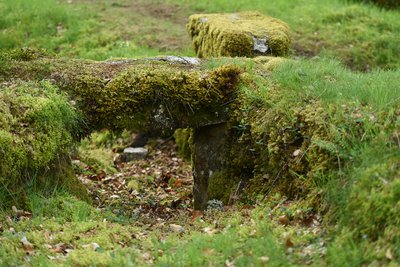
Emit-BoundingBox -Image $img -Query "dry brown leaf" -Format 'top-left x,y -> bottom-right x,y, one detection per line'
285,237 -> 294,248
21,236 -> 34,255
278,215 -> 289,226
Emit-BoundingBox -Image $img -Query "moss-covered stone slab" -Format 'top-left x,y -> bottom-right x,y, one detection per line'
0,50 -> 242,134
187,12 -> 291,58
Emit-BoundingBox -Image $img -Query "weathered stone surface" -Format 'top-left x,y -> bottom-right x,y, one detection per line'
130,132 -> 149,148
122,147 -> 148,161
187,12 -> 291,58
192,123 -> 228,210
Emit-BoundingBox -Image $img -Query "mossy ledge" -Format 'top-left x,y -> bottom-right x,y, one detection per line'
1,50 -> 242,134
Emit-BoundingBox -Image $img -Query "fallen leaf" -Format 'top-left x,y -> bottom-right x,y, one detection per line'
174,179 -> 183,188
51,243 -> 66,254
203,227 -> 217,235
386,248 -> 394,260
21,236 -> 34,255
191,210 -> 203,222
203,248 -> 215,256
278,215 -> 289,226
225,259 -> 235,267
285,237 -> 294,248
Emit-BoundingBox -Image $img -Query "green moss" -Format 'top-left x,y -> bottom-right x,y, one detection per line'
253,56 -> 287,71
187,12 -> 291,58
174,128 -> 192,161
331,149 -> 400,264
327,151 -> 400,265
207,170 -> 233,203
0,80 -> 83,208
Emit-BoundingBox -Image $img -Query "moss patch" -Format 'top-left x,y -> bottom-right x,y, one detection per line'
187,11 -> 291,58
0,80 -> 83,208
173,128 -> 192,161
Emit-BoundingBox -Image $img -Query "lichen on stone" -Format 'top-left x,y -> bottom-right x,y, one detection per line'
187,11 -> 291,58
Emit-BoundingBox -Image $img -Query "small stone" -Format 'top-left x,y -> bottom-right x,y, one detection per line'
293,149 -> 302,157
252,36 -> 268,53
206,199 -> 224,211
92,242 -> 100,251
278,215 -> 290,225
121,147 -> 148,162
169,224 -> 184,233
21,236 -> 34,254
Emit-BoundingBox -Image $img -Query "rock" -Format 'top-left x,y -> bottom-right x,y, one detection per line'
130,132 -> 149,147
122,147 -> 148,162
169,224 -> 185,233
187,11 -> 291,58
206,199 -> 224,211
192,123 -> 228,210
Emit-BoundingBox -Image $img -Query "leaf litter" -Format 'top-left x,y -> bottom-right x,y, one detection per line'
77,138 -> 194,225
0,136 -> 327,265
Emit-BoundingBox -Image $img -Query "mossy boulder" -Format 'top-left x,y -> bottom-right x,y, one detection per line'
0,81 -> 86,208
187,12 -> 291,58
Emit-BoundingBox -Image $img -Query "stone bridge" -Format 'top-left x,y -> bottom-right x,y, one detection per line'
1,51 -> 245,210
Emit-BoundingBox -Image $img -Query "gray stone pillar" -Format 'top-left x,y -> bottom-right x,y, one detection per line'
191,123 -> 227,210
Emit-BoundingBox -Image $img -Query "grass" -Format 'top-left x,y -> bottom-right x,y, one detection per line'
1,0 -> 400,69
0,200 -> 296,266
268,58 -> 400,112
235,57 -> 400,264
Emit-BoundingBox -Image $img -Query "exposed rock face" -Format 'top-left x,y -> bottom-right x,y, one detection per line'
187,11 -> 291,58
130,132 -> 149,148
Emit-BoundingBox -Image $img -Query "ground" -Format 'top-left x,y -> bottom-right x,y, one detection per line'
0,136 -> 326,266
0,0 -> 400,266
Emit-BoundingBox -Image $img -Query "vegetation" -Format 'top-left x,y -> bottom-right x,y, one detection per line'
0,0 -> 399,266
